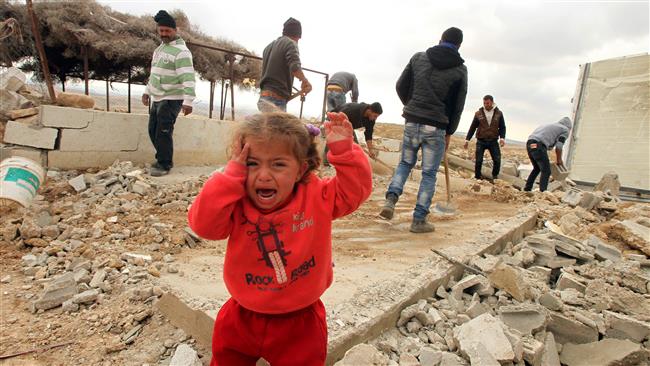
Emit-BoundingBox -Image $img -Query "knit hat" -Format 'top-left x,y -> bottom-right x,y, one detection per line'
154,10 -> 176,29
441,27 -> 463,46
370,102 -> 383,114
282,17 -> 302,38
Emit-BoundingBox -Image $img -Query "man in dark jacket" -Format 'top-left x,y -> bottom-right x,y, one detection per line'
464,95 -> 506,181
379,27 -> 468,233
258,17 -> 311,112
323,102 -> 382,165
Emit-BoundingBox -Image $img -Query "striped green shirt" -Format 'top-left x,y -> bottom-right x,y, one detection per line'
146,38 -> 196,106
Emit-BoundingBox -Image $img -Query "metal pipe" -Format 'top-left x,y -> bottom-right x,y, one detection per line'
127,68 -> 131,113
209,80 -> 214,119
223,81 -> 229,120
83,45 -> 89,95
229,60 -> 235,120
26,0 -> 56,102
220,79 -> 225,120
321,74 -> 329,121
105,79 -> 109,111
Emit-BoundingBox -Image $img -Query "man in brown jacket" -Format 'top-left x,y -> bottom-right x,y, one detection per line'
464,95 -> 506,181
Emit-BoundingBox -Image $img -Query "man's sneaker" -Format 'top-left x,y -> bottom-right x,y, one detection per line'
379,194 -> 398,220
410,219 -> 435,233
150,166 -> 170,177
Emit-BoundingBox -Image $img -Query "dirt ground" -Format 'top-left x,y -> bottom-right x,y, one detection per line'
0,128 -> 531,365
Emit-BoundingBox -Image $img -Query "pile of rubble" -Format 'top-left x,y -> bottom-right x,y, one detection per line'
0,160 -> 209,364
336,190 -> 650,366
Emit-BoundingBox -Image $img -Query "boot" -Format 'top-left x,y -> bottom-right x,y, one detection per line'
379,193 -> 398,220
410,218 -> 435,233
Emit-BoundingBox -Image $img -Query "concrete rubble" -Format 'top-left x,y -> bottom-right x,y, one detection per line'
351,186 -> 650,366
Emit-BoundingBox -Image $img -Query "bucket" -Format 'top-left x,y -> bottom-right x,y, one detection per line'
0,157 -> 46,208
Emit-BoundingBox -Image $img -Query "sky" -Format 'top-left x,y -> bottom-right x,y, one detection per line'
96,0 -> 649,141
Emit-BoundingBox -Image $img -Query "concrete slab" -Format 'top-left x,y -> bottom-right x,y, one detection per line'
58,111 -> 143,151
3,121 -> 58,149
39,105 -> 94,129
560,338 -> 649,366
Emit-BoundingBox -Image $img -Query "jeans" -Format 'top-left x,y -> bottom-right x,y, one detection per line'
326,91 -> 346,112
475,139 -> 501,179
524,139 -> 551,191
257,95 -> 287,112
148,100 -> 182,170
386,122 -> 446,220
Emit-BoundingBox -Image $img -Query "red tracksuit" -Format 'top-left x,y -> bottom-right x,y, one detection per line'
188,139 -> 372,365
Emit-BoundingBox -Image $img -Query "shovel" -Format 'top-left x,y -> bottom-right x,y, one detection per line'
433,151 -> 456,214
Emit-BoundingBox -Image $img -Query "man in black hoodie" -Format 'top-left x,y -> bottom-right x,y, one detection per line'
379,27 -> 468,233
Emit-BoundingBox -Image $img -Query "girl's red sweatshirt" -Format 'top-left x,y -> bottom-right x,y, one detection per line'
188,140 -> 372,314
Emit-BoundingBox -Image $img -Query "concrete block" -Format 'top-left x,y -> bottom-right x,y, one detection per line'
7,107 -> 38,120
487,263 -> 534,302
502,161 -> 518,177
155,294 -> 214,351
550,163 -> 569,181
604,310 -> 650,343
524,235 -> 557,257
560,339 -> 648,366
451,275 -> 491,300
556,272 -> 587,293
454,313 -> 515,363
586,235 -> 622,262
561,189 -> 582,207
578,191 -> 602,210
528,266 -> 552,283
0,144 -> 46,166
547,312 -> 598,345
594,171 -> 621,196
522,336 -> 545,366
30,272 -> 78,311
39,105 -> 94,129
418,348 -> 443,366
533,253 -> 576,269
1,67 -> 26,91
540,332 -> 561,366
499,304 -> 548,335
169,344 -> 202,366
58,111 -> 142,151
3,121 -> 58,149
613,220 -> 650,256
68,174 -> 86,192
89,268 -> 107,288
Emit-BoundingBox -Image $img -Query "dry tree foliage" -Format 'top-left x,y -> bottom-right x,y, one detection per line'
0,0 -> 261,87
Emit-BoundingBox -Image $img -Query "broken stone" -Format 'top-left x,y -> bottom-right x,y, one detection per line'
498,304 -> 548,335
333,343 -> 389,366
547,312 -> 598,345
68,174 -> 87,192
528,266 -> 552,283
611,220 -> 650,256
560,338 -> 648,366
30,272 -> 78,311
533,253 -> 576,269
62,298 -> 79,312
487,263 -> 534,302
465,300 -> 488,319
439,352 -> 469,366
540,332 -> 561,366
561,189 -> 582,207
470,255 -> 502,273
538,293 -> 563,312
0,275 -> 11,283
419,348 -> 443,366
131,181 -> 151,195
522,336 -> 545,366
72,289 -> 99,304
463,342 -> 500,366
398,303 -> 420,327
89,268 -> 107,288
451,275 -> 492,299
398,353 -> 420,366
593,172 -> 621,196
556,272 -> 587,293
604,310 -> 650,343
586,235 -> 622,262
453,313 -> 515,363
121,252 -> 153,263
122,324 -> 143,344
169,343 -> 202,366
578,191 -> 602,210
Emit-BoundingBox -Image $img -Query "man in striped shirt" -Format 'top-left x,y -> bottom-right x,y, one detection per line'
142,10 -> 196,177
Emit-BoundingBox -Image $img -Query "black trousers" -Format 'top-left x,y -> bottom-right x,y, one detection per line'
475,139 -> 501,179
524,139 -> 551,192
148,100 -> 182,170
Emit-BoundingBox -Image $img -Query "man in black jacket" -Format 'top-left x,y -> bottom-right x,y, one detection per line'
323,102 -> 382,165
379,27 -> 468,233
464,95 -> 506,181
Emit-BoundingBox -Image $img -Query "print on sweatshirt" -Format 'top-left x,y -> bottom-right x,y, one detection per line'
243,210 -> 316,290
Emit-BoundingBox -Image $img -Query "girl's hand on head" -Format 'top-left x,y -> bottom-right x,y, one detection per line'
231,140 -> 250,166
324,112 -> 353,144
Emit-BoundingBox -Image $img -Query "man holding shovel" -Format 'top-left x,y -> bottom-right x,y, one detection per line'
379,27 -> 468,233
258,17 -> 312,112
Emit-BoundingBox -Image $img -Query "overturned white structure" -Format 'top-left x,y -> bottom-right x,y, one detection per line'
567,53 -> 649,193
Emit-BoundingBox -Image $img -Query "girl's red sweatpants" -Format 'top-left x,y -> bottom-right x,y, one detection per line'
210,297 -> 327,366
